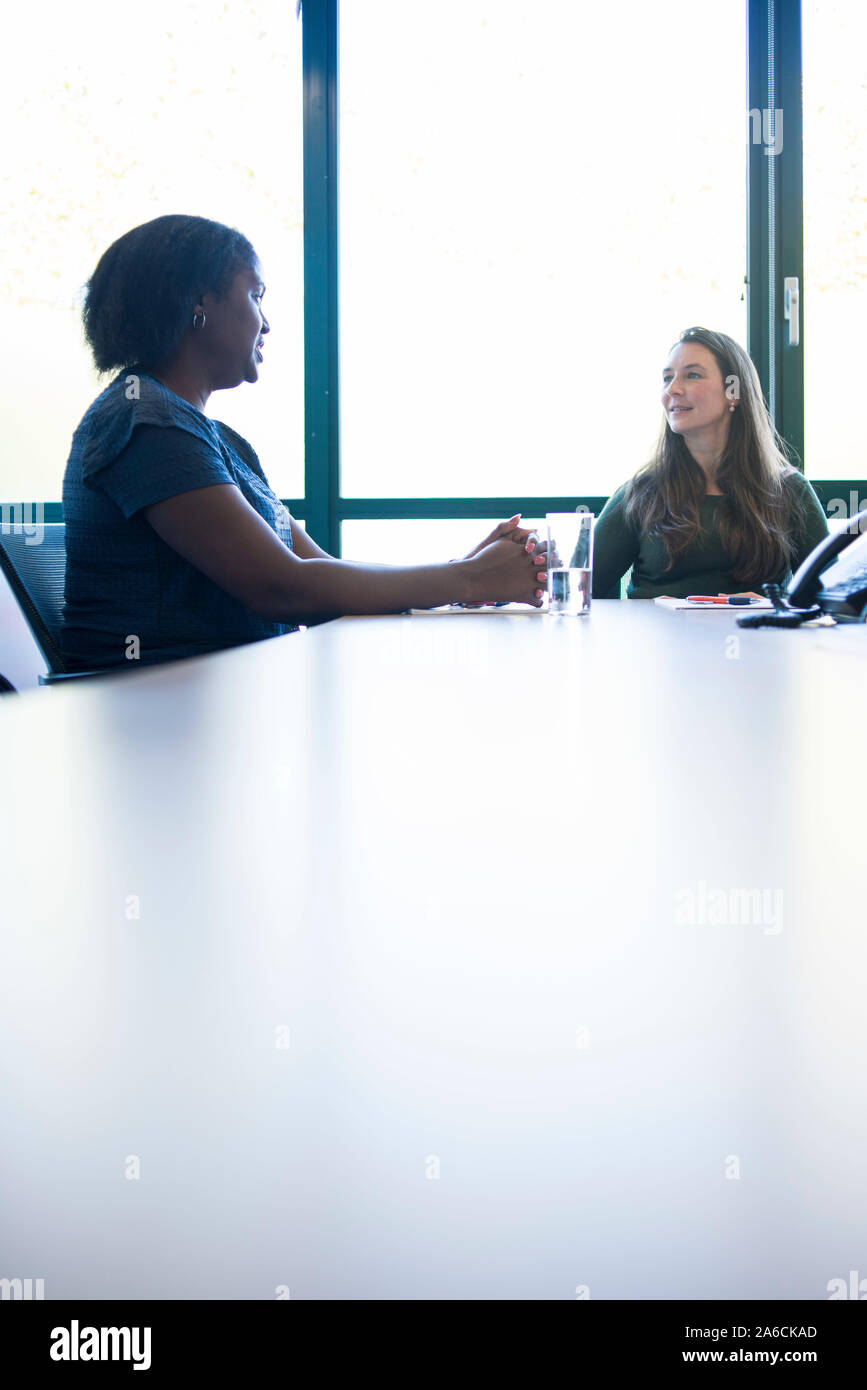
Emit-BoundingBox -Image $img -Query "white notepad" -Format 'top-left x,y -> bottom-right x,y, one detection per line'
653,596 -> 774,610
409,603 -> 547,615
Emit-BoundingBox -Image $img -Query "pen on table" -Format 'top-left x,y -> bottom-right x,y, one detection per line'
686,595 -> 755,605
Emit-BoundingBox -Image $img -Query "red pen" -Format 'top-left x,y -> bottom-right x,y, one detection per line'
686,595 -> 753,605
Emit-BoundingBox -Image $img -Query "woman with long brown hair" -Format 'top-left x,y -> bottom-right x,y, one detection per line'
591,327 -> 828,599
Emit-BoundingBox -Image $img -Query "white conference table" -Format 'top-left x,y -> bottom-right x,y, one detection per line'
1,601 -> 865,1301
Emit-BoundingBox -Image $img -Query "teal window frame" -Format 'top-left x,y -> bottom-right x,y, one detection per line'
748,0 -> 804,467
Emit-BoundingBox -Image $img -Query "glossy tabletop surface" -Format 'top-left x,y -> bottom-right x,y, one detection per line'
1,602 -> 865,1299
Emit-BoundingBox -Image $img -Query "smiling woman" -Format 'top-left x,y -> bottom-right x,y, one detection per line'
589,327 -> 829,601
61,215 -> 548,671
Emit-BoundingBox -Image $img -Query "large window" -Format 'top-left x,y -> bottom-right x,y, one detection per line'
338,0 -> 747,558
3,1 -> 865,554
0,0 -> 304,503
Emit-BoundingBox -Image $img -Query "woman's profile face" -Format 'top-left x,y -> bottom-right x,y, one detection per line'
661,342 -> 729,437
199,258 -> 270,389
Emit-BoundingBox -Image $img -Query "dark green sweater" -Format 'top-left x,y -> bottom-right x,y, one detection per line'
591,472 -> 829,599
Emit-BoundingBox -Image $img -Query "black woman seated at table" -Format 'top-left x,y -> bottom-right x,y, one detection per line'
589,327 -> 828,601
61,215 -> 546,671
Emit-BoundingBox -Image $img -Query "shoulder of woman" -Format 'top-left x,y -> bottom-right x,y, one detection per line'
604,476 -> 649,524
212,420 -> 266,479
779,467 -> 826,510
76,372 -> 220,482
602,480 -> 633,510
779,466 -> 812,495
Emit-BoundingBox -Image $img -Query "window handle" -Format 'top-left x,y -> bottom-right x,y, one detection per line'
784,276 -> 800,348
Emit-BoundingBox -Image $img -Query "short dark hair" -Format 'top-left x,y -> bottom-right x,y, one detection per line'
83,214 -> 257,373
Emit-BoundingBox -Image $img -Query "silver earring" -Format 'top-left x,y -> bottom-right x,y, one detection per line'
729,403 -> 736,413
192,310 -> 206,330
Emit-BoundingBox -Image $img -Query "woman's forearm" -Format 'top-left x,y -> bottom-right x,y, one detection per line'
143,489 -> 542,618
259,557 -> 475,620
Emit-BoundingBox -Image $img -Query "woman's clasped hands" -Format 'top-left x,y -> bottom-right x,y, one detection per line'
458,514 -> 558,607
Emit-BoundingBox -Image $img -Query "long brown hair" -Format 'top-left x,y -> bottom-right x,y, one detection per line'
624,327 -> 808,582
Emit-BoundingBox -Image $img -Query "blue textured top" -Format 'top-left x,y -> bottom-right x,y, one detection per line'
61,370 -> 297,670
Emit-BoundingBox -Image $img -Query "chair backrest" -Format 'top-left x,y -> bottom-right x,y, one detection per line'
0,524 -> 68,675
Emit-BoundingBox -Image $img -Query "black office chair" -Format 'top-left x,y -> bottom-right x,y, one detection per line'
0,523 -> 101,688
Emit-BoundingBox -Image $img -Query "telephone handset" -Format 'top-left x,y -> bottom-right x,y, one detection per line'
738,508 -> 867,628
787,508 -> 867,619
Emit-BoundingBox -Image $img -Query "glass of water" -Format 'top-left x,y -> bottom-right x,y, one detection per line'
546,511 -> 595,615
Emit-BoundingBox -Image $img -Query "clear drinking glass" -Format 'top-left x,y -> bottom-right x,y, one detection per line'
546,511 -> 595,615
